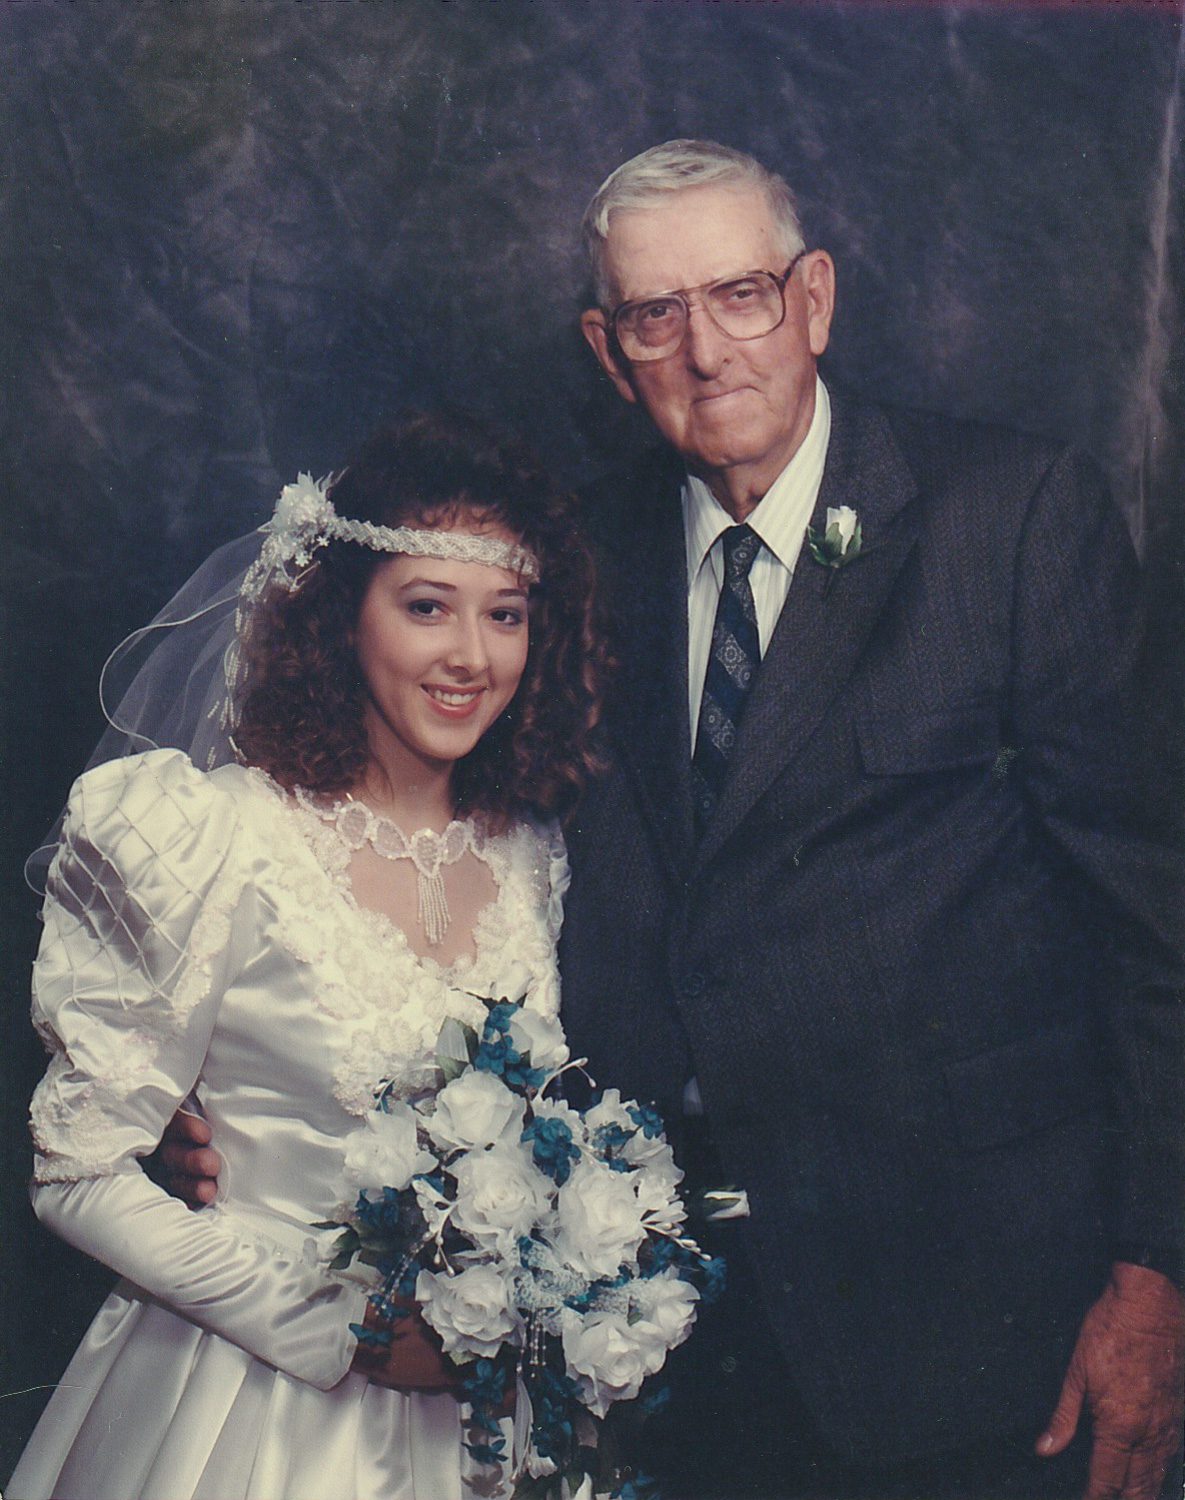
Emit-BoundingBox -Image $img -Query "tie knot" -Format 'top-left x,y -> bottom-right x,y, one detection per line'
721,524 -> 761,583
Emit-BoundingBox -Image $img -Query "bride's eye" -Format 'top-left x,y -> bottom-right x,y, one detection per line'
407,598 -> 445,618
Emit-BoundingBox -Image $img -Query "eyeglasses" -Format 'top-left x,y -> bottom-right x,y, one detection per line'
608,251 -> 807,363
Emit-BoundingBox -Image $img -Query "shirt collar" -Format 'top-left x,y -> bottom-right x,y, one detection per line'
682,375 -> 832,586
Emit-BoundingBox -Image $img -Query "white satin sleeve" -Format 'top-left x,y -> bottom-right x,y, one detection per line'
27,749 -> 366,1390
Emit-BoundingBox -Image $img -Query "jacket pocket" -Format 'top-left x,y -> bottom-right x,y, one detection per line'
943,1026 -> 1098,1154
856,704 -> 1000,775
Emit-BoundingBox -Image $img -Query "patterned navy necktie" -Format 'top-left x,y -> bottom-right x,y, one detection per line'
692,523 -> 762,829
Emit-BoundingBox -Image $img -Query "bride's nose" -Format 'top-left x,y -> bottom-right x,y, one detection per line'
443,614 -> 489,676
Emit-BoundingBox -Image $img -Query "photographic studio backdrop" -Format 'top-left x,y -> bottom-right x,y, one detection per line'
2,0 -> 1182,1468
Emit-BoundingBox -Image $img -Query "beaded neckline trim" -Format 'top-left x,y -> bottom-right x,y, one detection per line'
293,790 -> 480,946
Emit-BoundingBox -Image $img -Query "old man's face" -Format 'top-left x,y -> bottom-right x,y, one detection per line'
582,184 -> 834,516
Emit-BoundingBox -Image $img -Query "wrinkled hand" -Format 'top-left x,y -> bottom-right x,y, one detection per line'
350,1297 -> 464,1395
150,1109 -> 221,1208
1037,1262 -> 1185,1499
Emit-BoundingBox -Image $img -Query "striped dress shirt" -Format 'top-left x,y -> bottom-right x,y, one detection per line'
682,376 -> 832,748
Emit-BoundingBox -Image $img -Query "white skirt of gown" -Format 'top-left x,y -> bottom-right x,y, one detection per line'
7,1283 -> 497,1500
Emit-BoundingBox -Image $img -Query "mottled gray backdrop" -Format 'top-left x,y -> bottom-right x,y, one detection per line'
2,0 -> 1182,1472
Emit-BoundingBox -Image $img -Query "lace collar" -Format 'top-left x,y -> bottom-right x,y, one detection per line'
291,788 -> 488,947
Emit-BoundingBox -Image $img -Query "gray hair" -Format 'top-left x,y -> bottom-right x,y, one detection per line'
582,139 -> 806,307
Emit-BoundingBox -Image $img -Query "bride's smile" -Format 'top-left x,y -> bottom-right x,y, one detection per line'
354,535 -> 531,787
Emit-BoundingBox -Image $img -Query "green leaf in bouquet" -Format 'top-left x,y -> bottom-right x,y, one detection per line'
439,1055 -> 468,1085
437,1017 -> 480,1081
323,1225 -> 361,1271
356,1246 -> 390,1269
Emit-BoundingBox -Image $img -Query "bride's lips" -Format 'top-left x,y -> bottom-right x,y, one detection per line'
422,684 -> 485,719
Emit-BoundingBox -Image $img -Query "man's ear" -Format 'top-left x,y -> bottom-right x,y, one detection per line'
580,309 -> 637,406
801,250 -> 836,359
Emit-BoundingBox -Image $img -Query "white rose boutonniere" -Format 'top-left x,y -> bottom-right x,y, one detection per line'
807,505 -> 862,571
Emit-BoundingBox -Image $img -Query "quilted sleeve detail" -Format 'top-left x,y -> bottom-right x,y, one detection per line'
30,749 -> 246,1184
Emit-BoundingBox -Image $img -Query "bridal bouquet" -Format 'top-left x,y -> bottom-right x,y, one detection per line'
318,995 -> 733,1500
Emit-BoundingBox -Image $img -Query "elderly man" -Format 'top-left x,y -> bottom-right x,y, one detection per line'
556,140 -> 1185,1499
161,141 -> 1183,1498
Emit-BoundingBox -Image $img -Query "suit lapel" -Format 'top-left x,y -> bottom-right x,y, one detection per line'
603,455 -> 697,879
695,394 -> 921,869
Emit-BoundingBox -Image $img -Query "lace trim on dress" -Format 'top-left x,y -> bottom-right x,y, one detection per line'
241,771 -> 563,1117
280,778 -> 518,989
293,790 -> 481,947
242,773 -> 488,1112
30,1051 -> 153,1183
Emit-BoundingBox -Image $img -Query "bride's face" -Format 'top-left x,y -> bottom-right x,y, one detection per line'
353,525 -> 531,778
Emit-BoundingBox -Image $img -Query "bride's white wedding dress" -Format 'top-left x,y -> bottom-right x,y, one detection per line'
7,748 -> 568,1500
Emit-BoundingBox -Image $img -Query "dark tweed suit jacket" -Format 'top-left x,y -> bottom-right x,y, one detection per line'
558,387 -> 1185,1460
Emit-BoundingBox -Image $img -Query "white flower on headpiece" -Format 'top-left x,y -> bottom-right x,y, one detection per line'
266,472 -> 336,574
273,471 -> 334,529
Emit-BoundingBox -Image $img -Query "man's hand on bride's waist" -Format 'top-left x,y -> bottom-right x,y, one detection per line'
150,1108 -> 220,1208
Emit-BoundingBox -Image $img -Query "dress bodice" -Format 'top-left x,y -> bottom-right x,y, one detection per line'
27,748 -> 568,1391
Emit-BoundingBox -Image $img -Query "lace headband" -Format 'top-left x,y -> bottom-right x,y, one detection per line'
240,472 -> 541,605
17,470 -> 544,894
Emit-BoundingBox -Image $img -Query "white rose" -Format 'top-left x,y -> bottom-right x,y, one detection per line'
449,1140 -> 554,1253
416,1264 -> 520,1358
560,1308 -> 666,1417
506,1006 -> 570,1075
428,1069 -> 526,1155
531,1095 -> 588,1149
554,1159 -> 648,1280
631,1141 -> 686,1228
621,1121 -> 670,1169
827,504 -> 858,550
635,1271 -> 699,1353
582,1089 -> 633,1138
342,1102 -> 434,1191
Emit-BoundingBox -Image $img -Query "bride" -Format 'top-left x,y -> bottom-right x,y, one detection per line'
8,411 -> 607,1500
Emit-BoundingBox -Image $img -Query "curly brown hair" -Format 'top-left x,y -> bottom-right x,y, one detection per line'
233,411 -> 608,826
